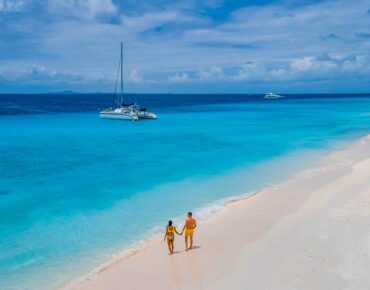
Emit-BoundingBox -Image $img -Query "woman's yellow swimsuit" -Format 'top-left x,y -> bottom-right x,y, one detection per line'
166,226 -> 175,240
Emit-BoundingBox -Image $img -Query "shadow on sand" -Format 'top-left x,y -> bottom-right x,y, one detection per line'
171,245 -> 202,255
171,250 -> 182,255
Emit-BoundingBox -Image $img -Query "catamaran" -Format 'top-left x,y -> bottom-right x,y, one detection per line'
99,43 -> 157,121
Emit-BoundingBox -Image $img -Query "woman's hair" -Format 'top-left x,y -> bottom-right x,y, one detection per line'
168,220 -> 173,226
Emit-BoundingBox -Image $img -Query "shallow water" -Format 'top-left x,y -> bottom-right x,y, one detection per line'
0,94 -> 370,290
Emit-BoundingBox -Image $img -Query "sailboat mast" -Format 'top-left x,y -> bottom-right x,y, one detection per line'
120,42 -> 124,103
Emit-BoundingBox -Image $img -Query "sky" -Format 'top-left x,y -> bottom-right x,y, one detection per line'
0,0 -> 369,93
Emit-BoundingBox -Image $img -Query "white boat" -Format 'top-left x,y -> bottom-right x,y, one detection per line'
100,106 -> 139,121
99,43 -> 157,121
264,92 -> 285,99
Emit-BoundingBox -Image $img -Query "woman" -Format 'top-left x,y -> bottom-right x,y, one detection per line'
163,220 -> 181,255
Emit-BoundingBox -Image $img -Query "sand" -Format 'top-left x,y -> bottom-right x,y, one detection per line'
62,135 -> 370,290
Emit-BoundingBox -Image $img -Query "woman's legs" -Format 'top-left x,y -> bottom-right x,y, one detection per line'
167,239 -> 172,254
170,240 -> 174,254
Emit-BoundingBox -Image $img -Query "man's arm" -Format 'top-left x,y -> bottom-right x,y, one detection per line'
193,219 -> 197,229
175,227 -> 181,235
181,222 -> 186,234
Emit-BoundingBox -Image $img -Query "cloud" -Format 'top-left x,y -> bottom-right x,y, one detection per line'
122,10 -> 199,30
0,0 -> 370,93
287,56 -> 340,79
0,64 -> 112,88
0,0 -> 24,12
164,53 -> 370,84
128,69 -> 143,83
46,0 -> 117,20
355,31 -> 370,38
197,67 -> 224,80
320,33 -> 339,40
233,61 -> 261,81
168,72 -> 190,82
290,57 -> 314,72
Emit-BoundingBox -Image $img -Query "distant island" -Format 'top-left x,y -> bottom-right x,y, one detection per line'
44,90 -> 80,95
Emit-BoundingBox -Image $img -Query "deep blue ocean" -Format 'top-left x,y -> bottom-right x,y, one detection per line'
1,93 -> 370,290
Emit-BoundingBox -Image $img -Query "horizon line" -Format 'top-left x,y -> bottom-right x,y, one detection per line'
1,92 -> 370,96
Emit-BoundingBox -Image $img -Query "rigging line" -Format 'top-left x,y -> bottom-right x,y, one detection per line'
120,42 -> 124,98
112,56 -> 121,108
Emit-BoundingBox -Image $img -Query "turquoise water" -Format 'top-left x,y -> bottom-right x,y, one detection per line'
1,95 -> 370,290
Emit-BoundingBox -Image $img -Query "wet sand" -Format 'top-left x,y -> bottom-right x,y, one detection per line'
62,135 -> 370,290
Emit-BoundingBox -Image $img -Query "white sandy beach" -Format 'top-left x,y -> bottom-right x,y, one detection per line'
63,135 -> 370,290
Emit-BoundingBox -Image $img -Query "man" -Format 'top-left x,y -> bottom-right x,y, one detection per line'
181,212 -> 197,251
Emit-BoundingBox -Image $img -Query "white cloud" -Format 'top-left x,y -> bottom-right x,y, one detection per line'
3,53 -> 368,89
166,53 -> 370,84
197,67 -> 224,80
168,72 -> 190,82
341,54 -> 369,72
289,56 -> 339,74
268,68 -> 287,80
47,0 -> 117,19
1,0 -> 370,92
233,62 -> 261,81
0,0 -> 24,12
128,69 -> 143,83
0,64 -> 112,87
121,9 -> 202,32
290,57 -> 314,72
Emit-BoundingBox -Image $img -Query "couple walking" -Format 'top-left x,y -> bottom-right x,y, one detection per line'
164,212 -> 197,255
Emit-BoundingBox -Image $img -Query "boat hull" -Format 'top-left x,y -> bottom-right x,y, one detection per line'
137,112 -> 157,119
264,93 -> 285,99
264,96 -> 284,99
99,112 -> 138,120
99,106 -> 157,121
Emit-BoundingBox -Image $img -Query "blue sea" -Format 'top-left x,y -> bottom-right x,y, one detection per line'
1,93 -> 370,290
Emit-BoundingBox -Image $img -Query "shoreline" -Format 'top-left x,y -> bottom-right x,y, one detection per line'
60,134 -> 370,290
59,188 -> 262,290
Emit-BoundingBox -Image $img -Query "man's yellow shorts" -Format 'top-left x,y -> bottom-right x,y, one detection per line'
185,229 -> 194,237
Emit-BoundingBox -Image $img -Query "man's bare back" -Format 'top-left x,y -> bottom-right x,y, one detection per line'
182,212 -> 196,251
185,217 -> 196,230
